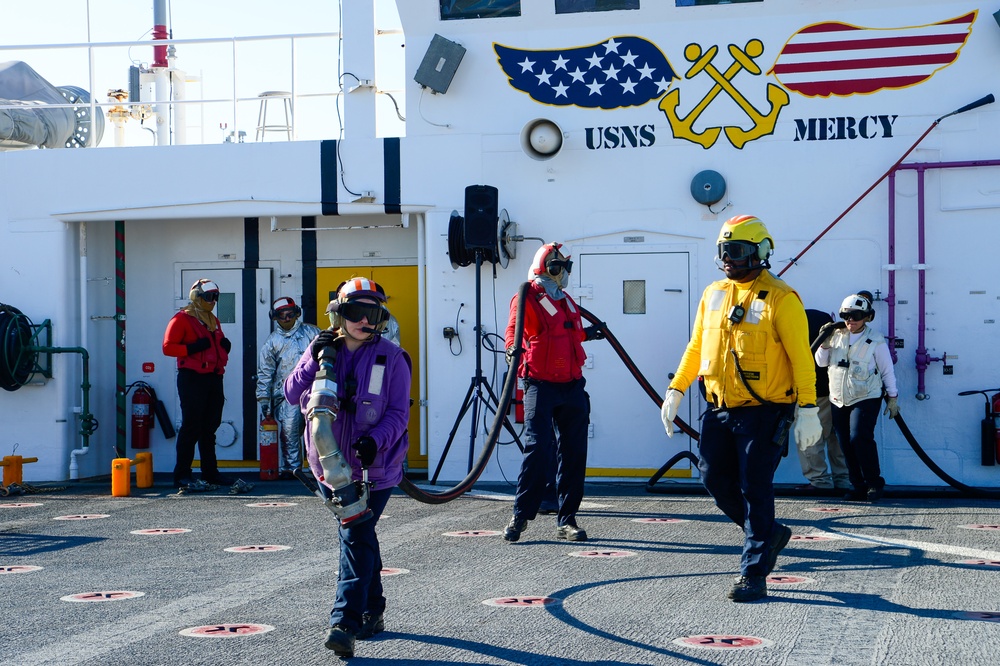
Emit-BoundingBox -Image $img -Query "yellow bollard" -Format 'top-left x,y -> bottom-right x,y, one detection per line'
111,458 -> 132,497
134,452 -> 153,489
2,455 -> 39,486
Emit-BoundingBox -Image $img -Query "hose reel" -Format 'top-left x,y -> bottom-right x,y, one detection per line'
0,304 -> 39,391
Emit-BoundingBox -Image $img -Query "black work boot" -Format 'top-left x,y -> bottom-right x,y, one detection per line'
503,516 -> 528,542
357,613 -> 384,640
728,575 -> 767,602
555,523 -> 588,541
324,624 -> 356,657
843,488 -> 867,501
766,523 -> 792,575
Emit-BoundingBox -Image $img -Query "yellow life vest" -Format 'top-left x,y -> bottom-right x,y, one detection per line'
699,271 -> 799,408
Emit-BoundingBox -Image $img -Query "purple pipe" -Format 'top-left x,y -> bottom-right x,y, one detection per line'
890,157 -> 1000,398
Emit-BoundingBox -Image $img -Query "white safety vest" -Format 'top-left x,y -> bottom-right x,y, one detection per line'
827,327 -> 886,407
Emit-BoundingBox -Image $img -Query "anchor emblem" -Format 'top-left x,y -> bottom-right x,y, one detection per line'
659,39 -> 790,149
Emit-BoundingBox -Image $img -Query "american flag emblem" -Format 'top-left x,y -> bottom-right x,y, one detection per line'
495,36 -> 677,110
769,11 -> 976,98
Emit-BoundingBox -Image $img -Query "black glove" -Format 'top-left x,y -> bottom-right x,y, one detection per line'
311,330 -> 337,362
186,337 -> 210,355
220,337 -> 232,353
260,403 -> 271,420
583,325 -> 606,341
505,346 -> 516,366
354,436 -> 377,468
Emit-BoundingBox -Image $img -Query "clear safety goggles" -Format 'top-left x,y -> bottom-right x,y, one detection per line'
339,301 -> 389,327
717,241 -> 758,261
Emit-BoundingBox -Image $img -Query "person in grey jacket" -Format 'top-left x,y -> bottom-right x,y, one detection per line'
256,296 -> 322,479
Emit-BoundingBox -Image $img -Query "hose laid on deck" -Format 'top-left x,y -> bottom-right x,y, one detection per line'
397,281 -> 529,504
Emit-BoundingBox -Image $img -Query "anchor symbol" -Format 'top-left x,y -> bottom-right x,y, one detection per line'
659,39 -> 789,149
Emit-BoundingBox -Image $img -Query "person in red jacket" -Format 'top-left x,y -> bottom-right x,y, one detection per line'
162,278 -> 232,488
502,242 -> 603,543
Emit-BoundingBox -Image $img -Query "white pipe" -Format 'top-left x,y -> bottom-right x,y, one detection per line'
70,223 -> 90,480
417,213 -> 428,456
169,49 -> 187,145
154,67 -> 170,146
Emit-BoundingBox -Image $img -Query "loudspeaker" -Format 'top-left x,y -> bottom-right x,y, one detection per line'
464,185 -> 498,250
415,34 -> 467,94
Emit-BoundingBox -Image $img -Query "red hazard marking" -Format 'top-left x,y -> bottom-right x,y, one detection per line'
53,514 -> 110,521
632,518 -> 689,523
131,528 -> 192,535
567,550 -> 636,558
61,591 -> 145,602
224,545 -> 291,553
442,530 -> 502,537
959,524 -> 1000,531
953,612 -> 1000,623
245,502 -> 297,508
805,507 -> 856,513
767,575 -> 815,585
791,534 -> 833,542
0,502 -> 43,508
673,634 -> 772,650
0,565 -> 43,574
482,596 -> 560,607
380,568 -> 410,576
958,559 -> 1000,567
179,623 -> 275,638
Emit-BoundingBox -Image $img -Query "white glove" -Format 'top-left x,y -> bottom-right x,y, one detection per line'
660,388 -> 683,438
793,405 -> 822,449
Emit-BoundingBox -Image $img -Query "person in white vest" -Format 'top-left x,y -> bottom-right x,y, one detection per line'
815,291 -> 900,502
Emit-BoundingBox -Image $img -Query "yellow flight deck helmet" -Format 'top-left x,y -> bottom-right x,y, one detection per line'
717,214 -> 774,262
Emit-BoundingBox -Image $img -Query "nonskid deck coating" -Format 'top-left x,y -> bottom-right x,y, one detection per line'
1,479 -> 999,665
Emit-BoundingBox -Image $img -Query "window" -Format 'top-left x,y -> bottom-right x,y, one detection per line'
216,293 -> 236,324
623,280 -> 646,315
556,0 -> 639,13
440,0 -> 520,20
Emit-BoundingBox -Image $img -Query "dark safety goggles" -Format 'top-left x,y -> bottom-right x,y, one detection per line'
340,300 -> 389,327
200,291 -> 220,302
717,241 -> 758,261
840,311 -> 867,322
275,309 -> 297,321
548,258 -> 573,274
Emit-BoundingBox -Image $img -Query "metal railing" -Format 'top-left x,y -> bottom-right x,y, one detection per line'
0,32 -> 351,146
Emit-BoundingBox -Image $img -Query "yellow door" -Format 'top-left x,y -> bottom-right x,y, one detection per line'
317,266 -> 424,471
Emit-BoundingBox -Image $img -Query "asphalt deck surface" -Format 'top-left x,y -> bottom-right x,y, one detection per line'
2,477 -> 999,666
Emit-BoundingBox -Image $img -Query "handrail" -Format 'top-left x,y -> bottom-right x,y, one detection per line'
0,31 -> 351,146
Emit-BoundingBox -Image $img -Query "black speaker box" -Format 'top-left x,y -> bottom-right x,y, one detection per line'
464,185 -> 498,250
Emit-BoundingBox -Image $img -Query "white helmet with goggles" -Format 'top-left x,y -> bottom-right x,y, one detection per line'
839,292 -> 874,321
326,277 -> 390,333
189,278 -> 220,303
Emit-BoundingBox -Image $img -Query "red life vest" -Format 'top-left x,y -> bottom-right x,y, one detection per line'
515,282 -> 586,383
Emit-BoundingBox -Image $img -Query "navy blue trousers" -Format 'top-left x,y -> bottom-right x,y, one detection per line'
331,486 -> 393,632
513,377 -> 590,528
831,397 -> 884,492
698,404 -> 787,576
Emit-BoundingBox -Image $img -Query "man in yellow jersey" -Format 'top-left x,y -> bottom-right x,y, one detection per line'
660,215 -> 822,602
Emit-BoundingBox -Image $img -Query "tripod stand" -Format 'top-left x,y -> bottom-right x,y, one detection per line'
431,249 -> 523,484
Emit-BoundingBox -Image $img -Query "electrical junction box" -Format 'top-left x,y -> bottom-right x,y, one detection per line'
415,34 -> 466,94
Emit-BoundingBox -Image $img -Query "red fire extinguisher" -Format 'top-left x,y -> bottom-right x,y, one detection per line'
130,385 -> 154,449
992,392 -> 1000,465
259,414 -> 279,480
